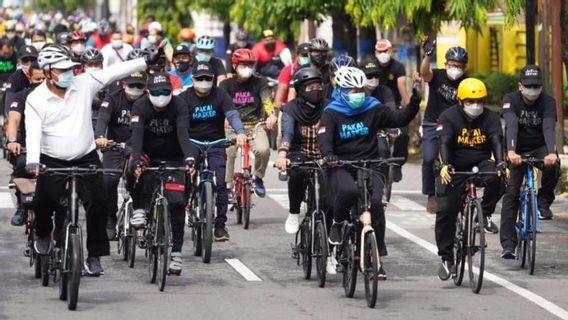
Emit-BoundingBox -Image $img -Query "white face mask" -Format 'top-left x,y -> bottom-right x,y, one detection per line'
377,52 -> 390,64
446,67 -> 464,81
71,43 -> 86,55
366,78 -> 379,89
125,86 -> 144,99
193,80 -> 214,93
463,103 -> 484,119
148,35 -> 157,44
112,39 -> 123,49
236,66 -> 254,79
32,41 -> 46,51
521,87 -> 542,101
149,94 -> 172,108
85,67 -> 101,72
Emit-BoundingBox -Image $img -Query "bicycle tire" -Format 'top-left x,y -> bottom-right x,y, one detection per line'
315,220 -> 327,288
363,232 -> 379,308
301,218 -> 312,280
342,230 -> 357,298
453,210 -> 466,286
201,182 -> 214,263
147,211 -> 158,283
67,233 -> 82,311
528,189 -> 537,275
117,206 -> 127,261
467,199 -> 484,294
34,253 -> 41,279
157,199 -> 171,291
191,209 -> 202,257
126,202 -> 136,268
243,184 -> 251,230
384,165 -> 394,203
41,254 -> 49,287
59,248 -> 68,301
517,199 -> 527,268
235,187 -> 243,225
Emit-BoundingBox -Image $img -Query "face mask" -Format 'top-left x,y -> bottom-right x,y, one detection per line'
112,39 -> 123,49
71,43 -> 85,55
237,40 -> 247,48
125,86 -> 144,99
311,54 -> 327,66
347,92 -> 366,109
148,35 -> 157,44
6,32 -> 16,39
299,56 -> 311,66
196,54 -> 211,63
265,42 -> 276,51
193,80 -> 214,93
32,41 -> 46,51
301,89 -> 323,107
31,82 -> 42,89
53,69 -> 74,88
85,67 -> 101,72
377,52 -> 391,64
149,94 -> 172,108
521,87 -> 542,101
237,66 -> 254,79
175,61 -> 191,73
446,67 -> 464,81
463,103 -> 484,119
366,78 -> 379,89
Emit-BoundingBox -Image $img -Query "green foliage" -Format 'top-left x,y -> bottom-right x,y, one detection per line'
503,0 -> 524,25
34,0 -> 95,14
136,0 -> 192,42
471,71 -> 519,105
191,0 -> 235,21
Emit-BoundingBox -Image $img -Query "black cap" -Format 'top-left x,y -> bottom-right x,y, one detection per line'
360,61 -> 382,76
147,72 -> 172,91
173,44 -> 191,57
520,64 -> 542,86
17,45 -> 38,59
124,71 -> 147,85
297,43 -> 311,54
192,62 -> 214,78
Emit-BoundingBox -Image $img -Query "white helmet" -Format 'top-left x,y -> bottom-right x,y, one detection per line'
334,66 -> 367,89
38,44 -> 80,70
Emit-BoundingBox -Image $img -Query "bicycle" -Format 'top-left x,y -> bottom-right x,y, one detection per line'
187,138 -> 234,263
515,157 -> 543,275
451,167 -> 500,294
140,162 -> 187,291
377,128 -> 402,203
333,157 -> 403,308
42,166 -> 122,311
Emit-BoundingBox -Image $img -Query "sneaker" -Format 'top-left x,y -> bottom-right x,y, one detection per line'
214,226 -> 230,242
130,209 -> 147,229
484,216 -> 499,234
284,213 -> 300,234
326,256 -> 338,275
85,256 -> 104,276
254,177 -> 266,198
501,248 -> 516,260
10,208 -> 27,226
377,266 -> 387,281
328,221 -> 344,245
168,252 -> 182,275
438,260 -> 454,281
538,207 -> 553,220
106,215 -> 117,240
426,195 -> 437,214
392,166 -> 402,183
34,235 -> 52,255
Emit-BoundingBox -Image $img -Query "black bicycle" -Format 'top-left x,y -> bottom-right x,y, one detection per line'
377,128 -> 402,203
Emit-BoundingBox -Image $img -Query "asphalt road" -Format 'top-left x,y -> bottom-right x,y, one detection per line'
1,154 -> 567,320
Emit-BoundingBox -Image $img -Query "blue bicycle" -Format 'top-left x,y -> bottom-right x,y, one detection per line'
515,157 -> 543,275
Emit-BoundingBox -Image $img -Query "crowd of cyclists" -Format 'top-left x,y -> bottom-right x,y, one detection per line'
0,7 -> 562,293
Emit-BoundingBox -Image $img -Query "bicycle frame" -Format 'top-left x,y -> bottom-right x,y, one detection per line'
519,163 -> 540,239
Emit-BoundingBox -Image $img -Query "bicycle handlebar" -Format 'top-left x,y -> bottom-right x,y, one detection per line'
42,167 -> 123,176
451,166 -> 500,176
143,166 -> 188,172
338,157 -> 405,166
190,137 -> 235,149
100,141 -> 127,153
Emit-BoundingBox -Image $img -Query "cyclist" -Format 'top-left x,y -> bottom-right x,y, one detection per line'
194,35 -> 226,84
179,62 -> 247,241
360,61 -> 396,110
435,78 -> 505,280
420,37 -> 468,213
144,45 -> 183,92
91,20 -> 112,49
144,22 -> 174,62
95,71 -> 147,239
275,67 -> 329,234
251,29 -> 292,80
25,44 -> 158,276
67,30 -> 87,63
101,32 -> 133,68
324,55 -> 356,99
128,72 -> 193,275
221,49 -> 276,198
274,42 -> 311,110
0,38 -> 17,84
287,38 -> 331,102
3,45 -> 38,115
499,65 -> 560,258
319,66 -> 421,278
29,29 -> 48,52
6,62 -> 45,226
225,30 -> 252,72
3,20 -> 25,51
169,44 -> 193,91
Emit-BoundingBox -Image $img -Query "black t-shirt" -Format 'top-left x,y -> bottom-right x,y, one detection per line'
7,87 -> 33,146
180,87 -> 235,141
3,69 -> 29,115
0,53 -> 17,83
376,59 -> 406,106
219,75 -> 270,126
500,91 -> 557,153
94,89 -> 138,143
210,57 -> 227,82
130,95 -> 191,160
438,105 -> 502,170
424,68 -> 466,123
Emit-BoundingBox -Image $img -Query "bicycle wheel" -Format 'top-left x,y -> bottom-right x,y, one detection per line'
41,254 -> 49,287
467,200 -> 485,294
200,182 -> 214,263
126,202 -> 136,268
314,219 -> 327,288
453,211 -> 466,286
528,189 -> 537,275
157,199 -> 171,291
363,232 -> 379,308
191,208 -> 202,257
516,199 -> 527,268
117,206 -> 127,261
67,233 -> 82,311
384,165 -> 394,203
300,218 -> 312,280
147,215 -> 158,283
342,230 -> 357,298
243,183 -> 252,230
235,187 -> 243,225
59,246 -> 68,301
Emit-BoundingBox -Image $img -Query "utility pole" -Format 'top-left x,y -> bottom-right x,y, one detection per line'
525,0 -> 536,64
551,0 -> 564,153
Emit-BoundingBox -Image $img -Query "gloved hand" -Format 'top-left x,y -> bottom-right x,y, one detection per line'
496,161 -> 509,178
324,155 -> 338,167
422,36 -> 436,57
143,47 -> 164,66
439,163 -> 453,184
26,163 -> 42,176
128,159 -> 145,177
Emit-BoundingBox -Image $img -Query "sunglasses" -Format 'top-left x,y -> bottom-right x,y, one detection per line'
193,76 -> 214,82
128,83 -> 145,89
149,88 -> 172,96
366,75 -> 380,79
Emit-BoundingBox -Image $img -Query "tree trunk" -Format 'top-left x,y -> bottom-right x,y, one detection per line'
562,0 -> 568,80
331,11 -> 357,59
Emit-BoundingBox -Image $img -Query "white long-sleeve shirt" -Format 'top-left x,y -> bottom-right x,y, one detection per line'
25,58 -> 147,164
101,43 -> 134,69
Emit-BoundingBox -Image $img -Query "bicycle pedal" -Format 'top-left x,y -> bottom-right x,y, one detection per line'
23,247 -> 31,257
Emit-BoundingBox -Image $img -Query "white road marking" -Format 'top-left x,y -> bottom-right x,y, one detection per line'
389,195 -> 426,211
225,258 -> 262,282
0,192 -> 15,208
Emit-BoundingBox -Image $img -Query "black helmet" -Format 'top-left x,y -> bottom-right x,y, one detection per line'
127,48 -> 144,60
292,67 -> 323,90
309,38 -> 329,52
55,32 -> 69,45
445,46 -> 468,63
81,48 -> 103,64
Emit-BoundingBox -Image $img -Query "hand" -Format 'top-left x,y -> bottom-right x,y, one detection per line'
224,119 -> 231,130
507,150 -> 522,166
544,153 -> 558,167
439,164 -> 453,184
422,36 -> 436,56
324,155 -> 338,167
95,137 -> 110,148
129,160 -> 145,177
6,142 -> 21,155
185,157 -> 196,174
265,114 -> 278,130
235,133 -> 247,148
143,47 -> 163,65
496,161 -> 509,178
26,163 -> 41,176
275,157 -> 290,171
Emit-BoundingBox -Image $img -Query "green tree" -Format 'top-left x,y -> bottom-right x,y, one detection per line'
136,0 -> 192,42
34,0 -> 95,14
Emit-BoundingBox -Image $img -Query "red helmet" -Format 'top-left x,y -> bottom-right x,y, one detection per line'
231,48 -> 257,65
67,30 -> 86,43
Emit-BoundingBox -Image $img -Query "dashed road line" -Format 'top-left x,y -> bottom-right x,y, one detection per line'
0,192 -> 15,208
225,258 -> 262,282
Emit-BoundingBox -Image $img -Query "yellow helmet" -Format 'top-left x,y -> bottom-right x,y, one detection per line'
457,78 -> 487,100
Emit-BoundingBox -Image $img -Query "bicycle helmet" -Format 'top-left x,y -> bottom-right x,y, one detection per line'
235,30 -> 247,41
292,67 -> 322,90
67,30 -> 86,43
231,48 -> 257,65
98,20 -> 110,35
334,66 -> 366,89
81,48 -> 103,64
297,42 -> 311,54
445,46 -> 468,63
330,55 -> 355,74
196,36 -> 215,50
127,48 -> 144,60
38,44 -> 79,69
457,78 -> 487,101
179,28 -> 195,42
309,38 -> 329,52
55,32 -> 69,45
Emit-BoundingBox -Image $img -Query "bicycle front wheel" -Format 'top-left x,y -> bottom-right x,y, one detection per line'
200,182 -> 214,263
363,232 -> 379,308
67,233 -> 82,311
528,189 -> 537,275
147,219 -> 158,283
314,219 -> 328,288
41,254 -> 50,287
467,199 -> 485,294
453,210 -> 466,286
300,218 -> 312,280
127,202 -> 136,268
157,199 -> 171,291
342,231 -> 357,298
243,183 -> 252,230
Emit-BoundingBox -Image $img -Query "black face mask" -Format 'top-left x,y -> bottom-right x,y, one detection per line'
301,89 -> 323,108
311,54 -> 327,66
265,42 -> 276,51
30,82 -> 42,89
175,61 -> 191,73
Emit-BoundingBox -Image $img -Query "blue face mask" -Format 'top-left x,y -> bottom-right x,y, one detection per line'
347,92 -> 366,109
196,53 -> 211,63
299,56 -> 311,66
54,69 -> 74,88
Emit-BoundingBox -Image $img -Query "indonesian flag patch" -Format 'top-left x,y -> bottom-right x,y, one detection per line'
318,125 -> 326,134
131,115 -> 139,123
101,101 -> 109,108
10,101 -> 18,109
502,102 -> 510,109
436,123 -> 443,131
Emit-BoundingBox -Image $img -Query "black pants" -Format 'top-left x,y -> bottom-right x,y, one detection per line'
287,153 -> 328,215
34,150 -> 110,257
102,149 -> 127,220
9,153 -> 30,208
327,166 -> 388,256
392,126 -> 409,164
435,160 -> 505,260
126,158 -> 187,252
500,147 -> 560,250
